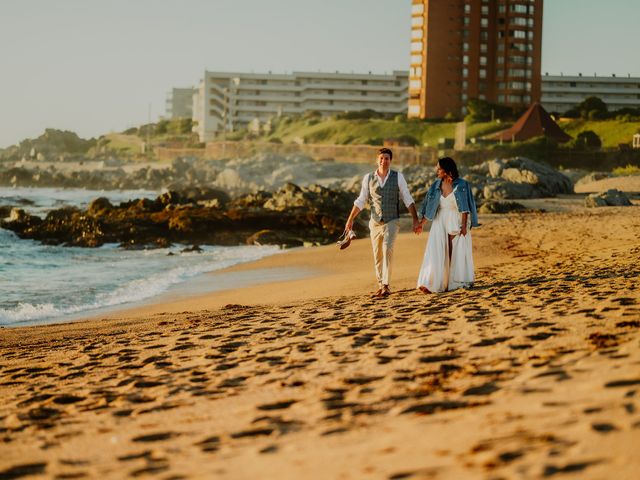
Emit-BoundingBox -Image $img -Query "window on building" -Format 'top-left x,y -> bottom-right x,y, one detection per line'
411,41 -> 422,52
464,17 -> 470,26
479,69 -> 487,79
480,43 -> 487,53
480,56 -> 487,66
463,42 -> 469,52
480,31 -> 488,40
528,31 -> 534,40
462,80 -> 468,90
498,94 -> 505,103
510,17 -> 527,26
511,30 -> 527,39
464,4 -> 471,14
411,3 -> 424,14
480,18 -> 488,27
497,56 -> 505,64
411,29 -> 422,39
462,68 -> 469,78
481,5 -> 488,14
463,55 -> 469,65
411,16 -> 423,27
510,4 -> 528,14
498,5 -> 506,13
410,55 -> 422,65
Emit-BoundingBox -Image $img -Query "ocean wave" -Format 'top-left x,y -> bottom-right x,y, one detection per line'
0,245 -> 281,326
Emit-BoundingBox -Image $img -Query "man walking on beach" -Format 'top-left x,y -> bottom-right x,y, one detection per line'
345,147 -> 420,297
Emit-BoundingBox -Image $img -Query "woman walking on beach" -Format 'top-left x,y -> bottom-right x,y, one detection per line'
416,157 -> 479,293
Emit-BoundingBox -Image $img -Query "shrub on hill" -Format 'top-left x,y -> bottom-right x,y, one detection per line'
572,130 -> 602,149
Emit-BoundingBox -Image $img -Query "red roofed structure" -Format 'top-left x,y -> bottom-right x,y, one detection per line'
492,103 -> 572,143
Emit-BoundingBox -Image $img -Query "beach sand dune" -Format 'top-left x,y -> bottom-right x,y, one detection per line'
1,206 -> 639,479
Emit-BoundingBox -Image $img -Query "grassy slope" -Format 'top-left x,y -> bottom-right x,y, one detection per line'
560,119 -> 640,148
266,118 -> 507,147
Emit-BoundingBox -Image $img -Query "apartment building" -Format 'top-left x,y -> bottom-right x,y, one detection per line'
165,87 -> 196,119
541,74 -> 640,114
408,0 -> 543,119
192,70 -> 408,142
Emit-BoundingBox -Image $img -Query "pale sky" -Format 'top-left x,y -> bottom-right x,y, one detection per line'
1,0 -> 638,148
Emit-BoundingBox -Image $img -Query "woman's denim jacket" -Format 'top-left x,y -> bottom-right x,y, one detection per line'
418,178 -> 480,227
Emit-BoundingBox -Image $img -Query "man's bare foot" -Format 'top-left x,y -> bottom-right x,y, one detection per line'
381,285 -> 391,296
418,286 -> 431,294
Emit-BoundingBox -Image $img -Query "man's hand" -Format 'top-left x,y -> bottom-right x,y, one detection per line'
412,219 -> 422,235
460,224 -> 468,236
345,219 -> 353,233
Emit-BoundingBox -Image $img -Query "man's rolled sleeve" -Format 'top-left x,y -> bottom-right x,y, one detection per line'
353,175 -> 369,210
397,172 -> 415,208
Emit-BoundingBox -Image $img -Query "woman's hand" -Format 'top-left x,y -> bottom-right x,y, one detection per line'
460,224 -> 468,236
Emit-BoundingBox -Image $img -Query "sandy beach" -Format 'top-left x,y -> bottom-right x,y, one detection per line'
2,201 -> 640,479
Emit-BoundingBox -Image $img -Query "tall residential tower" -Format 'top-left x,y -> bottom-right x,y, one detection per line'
408,0 -> 543,119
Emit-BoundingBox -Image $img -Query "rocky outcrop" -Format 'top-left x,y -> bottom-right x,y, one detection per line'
585,189 -> 632,208
481,157 -> 573,200
0,153 -> 371,192
0,185 -> 362,249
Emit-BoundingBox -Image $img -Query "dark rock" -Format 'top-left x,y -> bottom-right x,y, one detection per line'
246,230 -> 303,248
87,197 -> 113,215
585,189 -> 632,207
2,184 -> 358,249
478,201 -> 528,214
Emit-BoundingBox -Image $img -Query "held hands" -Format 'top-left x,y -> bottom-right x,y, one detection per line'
460,224 -> 468,236
413,218 -> 424,235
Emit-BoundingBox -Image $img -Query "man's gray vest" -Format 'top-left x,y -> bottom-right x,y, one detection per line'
369,170 -> 400,223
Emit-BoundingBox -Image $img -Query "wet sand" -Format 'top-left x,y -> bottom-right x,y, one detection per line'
1,204 -> 640,479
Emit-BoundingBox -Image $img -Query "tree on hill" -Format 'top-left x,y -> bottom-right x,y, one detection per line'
564,96 -> 608,120
465,98 -> 513,124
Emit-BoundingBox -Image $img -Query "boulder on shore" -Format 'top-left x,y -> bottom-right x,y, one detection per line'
585,189 -> 632,208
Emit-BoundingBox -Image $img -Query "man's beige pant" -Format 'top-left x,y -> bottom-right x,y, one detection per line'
369,218 -> 400,287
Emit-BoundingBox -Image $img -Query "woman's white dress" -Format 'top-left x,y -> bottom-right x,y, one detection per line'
417,187 -> 474,292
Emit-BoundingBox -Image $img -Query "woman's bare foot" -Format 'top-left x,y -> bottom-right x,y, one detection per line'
418,286 -> 431,294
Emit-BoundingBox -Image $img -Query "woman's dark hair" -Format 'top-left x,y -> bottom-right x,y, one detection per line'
438,157 -> 459,180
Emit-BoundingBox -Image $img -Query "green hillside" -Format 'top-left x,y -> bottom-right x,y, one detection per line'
260,117 -> 508,147
560,119 -> 640,148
